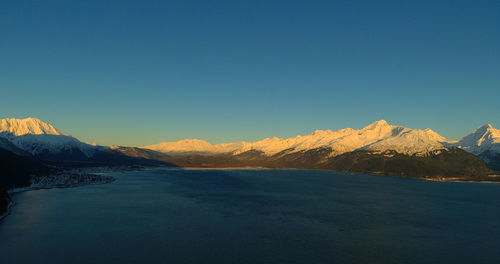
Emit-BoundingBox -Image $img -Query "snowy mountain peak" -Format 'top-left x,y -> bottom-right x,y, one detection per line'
471,124 -> 498,139
0,117 -> 100,158
475,124 -> 494,133
420,128 -> 449,141
456,124 -> 500,154
143,139 -> 216,153
363,120 -> 391,130
0,117 -> 65,136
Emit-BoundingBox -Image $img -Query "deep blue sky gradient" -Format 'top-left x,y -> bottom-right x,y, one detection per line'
1,0 -> 499,146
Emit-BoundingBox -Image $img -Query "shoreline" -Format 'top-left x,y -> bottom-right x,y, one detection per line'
177,166 -> 500,183
424,178 -> 500,184
1,165 -> 149,222
7,165 -> 146,195
8,178 -> 116,195
0,200 -> 14,222
182,166 -> 273,170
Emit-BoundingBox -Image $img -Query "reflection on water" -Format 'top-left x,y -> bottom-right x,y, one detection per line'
1,168 -> 499,264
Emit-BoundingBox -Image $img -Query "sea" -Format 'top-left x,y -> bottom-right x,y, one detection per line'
1,168 -> 499,264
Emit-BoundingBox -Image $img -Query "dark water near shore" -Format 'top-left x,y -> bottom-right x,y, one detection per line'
1,168 -> 499,264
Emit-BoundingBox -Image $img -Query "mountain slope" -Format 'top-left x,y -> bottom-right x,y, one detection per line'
0,117 -> 64,136
0,117 -> 99,160
138,146 -> 495,180
91,146 -> 177,167
0,147 -> 52,214
0,137 -> 29,156
456,124 -> 500,154
455,124 -> 500,170
321,148 -> 493,179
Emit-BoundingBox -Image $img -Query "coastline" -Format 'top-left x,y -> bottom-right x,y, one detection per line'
423,174 -> 500,183
424,178 -> 500,184
182,166 -> 272,170
7,165 -> 150,195
1,165 -> 152,222
0,198 -> 13,222
166,166 -> 500,183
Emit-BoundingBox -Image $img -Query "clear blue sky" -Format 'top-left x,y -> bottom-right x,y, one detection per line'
1,0 -> 499,146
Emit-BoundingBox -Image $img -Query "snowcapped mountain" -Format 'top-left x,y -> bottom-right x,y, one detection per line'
0,117 -> 99,159
143,120 -> 453,157
0,117 -> 173,165
144,139 -> 233,153
454,124 -> 500,170
455,124 -> 500,154
0,117 -> 64,136
364,127 -> 451,155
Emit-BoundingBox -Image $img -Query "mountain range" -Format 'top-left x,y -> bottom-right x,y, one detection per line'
141,120 -> 500,170
1,117 -> 499,181
143,120 -> 452,156
0,118 -> 166,166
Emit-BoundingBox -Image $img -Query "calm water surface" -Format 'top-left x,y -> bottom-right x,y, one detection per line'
1,168 -> 499,264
